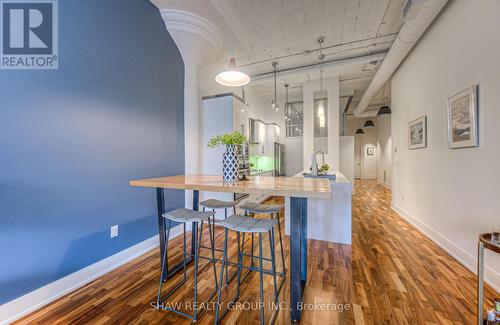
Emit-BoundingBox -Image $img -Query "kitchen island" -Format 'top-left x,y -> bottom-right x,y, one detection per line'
285,171 -> 352,244
130,174 -> 331,322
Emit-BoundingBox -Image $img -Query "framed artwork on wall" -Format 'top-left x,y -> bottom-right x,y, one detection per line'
367,147 -> 374,155
408,116 -> 427,149
447,85 -> 478,149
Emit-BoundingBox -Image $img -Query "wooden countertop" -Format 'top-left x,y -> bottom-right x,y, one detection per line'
130,174 -> 331,199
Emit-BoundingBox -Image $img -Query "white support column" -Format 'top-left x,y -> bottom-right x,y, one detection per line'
327,76 -> 340,170
160,10 -> 222,208
302,77 -> 340,170
302,82 -> 314,170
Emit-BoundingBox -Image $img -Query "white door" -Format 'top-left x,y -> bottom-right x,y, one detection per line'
354,136 -> 361,178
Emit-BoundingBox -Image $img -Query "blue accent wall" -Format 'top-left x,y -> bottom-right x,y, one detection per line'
0,0 -> 184,304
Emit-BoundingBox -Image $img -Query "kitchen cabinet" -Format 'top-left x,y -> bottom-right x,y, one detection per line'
264,124 -> 280,157
249,118 -> 266,155
201,95 -> 249,169
200,93 -> 251,204
249,118 -> 281,157
249,118 -> 264,144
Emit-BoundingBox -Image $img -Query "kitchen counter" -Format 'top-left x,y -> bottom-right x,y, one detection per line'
250,169 -> 274,176
284,170 -> 352,244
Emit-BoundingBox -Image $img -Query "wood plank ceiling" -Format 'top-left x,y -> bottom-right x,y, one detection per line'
153,0 -> 406,102
210,0 -> 405,101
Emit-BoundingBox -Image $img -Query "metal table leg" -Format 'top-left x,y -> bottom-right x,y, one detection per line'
477,241 -> 484,325
290,197 -> 307,322
157,188 -> 168,281
192,190 -> 199,256
156,188 -> 196,281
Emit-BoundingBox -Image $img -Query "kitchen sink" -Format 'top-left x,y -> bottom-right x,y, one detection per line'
302,172 -> 336,180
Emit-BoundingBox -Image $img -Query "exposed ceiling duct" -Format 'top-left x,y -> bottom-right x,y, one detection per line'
354,0 -> 449,116
250,51 -> 387,84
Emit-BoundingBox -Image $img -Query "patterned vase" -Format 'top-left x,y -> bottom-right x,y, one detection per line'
222,144 -> 239,182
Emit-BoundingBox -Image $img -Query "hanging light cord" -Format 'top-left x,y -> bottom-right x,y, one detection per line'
284,84 -> 289,120
319,37 -> 325,93
231,0 -> 235,59
274,64 -> 277,105
285,84 -> 289,105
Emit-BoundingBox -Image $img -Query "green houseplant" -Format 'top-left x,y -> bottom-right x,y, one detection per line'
207,131 -> 246,182
207,131 -> 246,148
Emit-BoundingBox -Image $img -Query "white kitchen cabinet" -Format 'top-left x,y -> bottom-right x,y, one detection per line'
258,120 -> 266,144
249,119 -> 266,155
201,93 -> 249,203
264,124 -> 280,157
201,94 -> 249,175
233,99 -> 249,137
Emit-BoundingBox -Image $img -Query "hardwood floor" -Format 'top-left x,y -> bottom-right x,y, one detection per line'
13,180 -> 497,324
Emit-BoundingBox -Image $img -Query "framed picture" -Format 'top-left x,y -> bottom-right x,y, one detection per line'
367,147 -> 374,155
447,85 -> 478,149
408,116 -> 427,149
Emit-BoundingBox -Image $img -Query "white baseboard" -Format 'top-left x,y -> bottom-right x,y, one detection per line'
392,204 -> 500,293
361,176 -> 376,180
0,224 -> 186,325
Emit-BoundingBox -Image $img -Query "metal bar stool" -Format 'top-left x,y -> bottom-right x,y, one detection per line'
156,208 -> 218,321
239,202 -> 286,282
199,198 -> 238,285
214,215 -> 282,325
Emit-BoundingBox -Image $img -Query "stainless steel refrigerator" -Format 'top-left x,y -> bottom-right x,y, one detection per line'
274,142 -> 285,176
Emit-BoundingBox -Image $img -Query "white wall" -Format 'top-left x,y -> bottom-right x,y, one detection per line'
376,115 -> 392,186
346,116 -> 378,179
340,136 -> 355,183
391,0 -> 500,291
361,127 -> 377,179
284,137 -> 303,176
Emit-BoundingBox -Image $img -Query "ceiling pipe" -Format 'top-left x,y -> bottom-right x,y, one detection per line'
354,0 -> 449,116
250,51 -> 387,84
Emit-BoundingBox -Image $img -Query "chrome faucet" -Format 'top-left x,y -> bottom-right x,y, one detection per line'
311,154 -> 318,176
311,151 -> 325,176
315,151 -> 325,166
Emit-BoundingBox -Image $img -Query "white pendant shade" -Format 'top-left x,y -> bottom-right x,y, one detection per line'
215,57 -> 250,87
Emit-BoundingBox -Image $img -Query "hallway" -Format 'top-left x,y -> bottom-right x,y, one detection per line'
14,180 -> 497,324
350,180 -> 497,324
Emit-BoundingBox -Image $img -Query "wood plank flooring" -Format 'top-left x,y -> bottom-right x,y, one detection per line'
13,180 -> 498,324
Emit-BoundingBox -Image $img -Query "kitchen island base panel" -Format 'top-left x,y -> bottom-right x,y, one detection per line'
285,171 -> 352,245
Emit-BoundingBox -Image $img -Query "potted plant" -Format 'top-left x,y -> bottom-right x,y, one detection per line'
208,131 -> 247,182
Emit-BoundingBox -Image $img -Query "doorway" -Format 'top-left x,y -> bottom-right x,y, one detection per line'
354,135 -> 362,178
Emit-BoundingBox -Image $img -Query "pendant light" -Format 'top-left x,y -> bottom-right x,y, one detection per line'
215,58 -> 250,87
363,120 -> 375,128
271,61 -> 279,112
317,37 -> 326,128
355,128 -> 365,135
377,105 -> 391,116
215,0 -> 250,87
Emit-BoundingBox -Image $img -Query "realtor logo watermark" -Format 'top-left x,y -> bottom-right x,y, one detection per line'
1,0 -> 58,69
